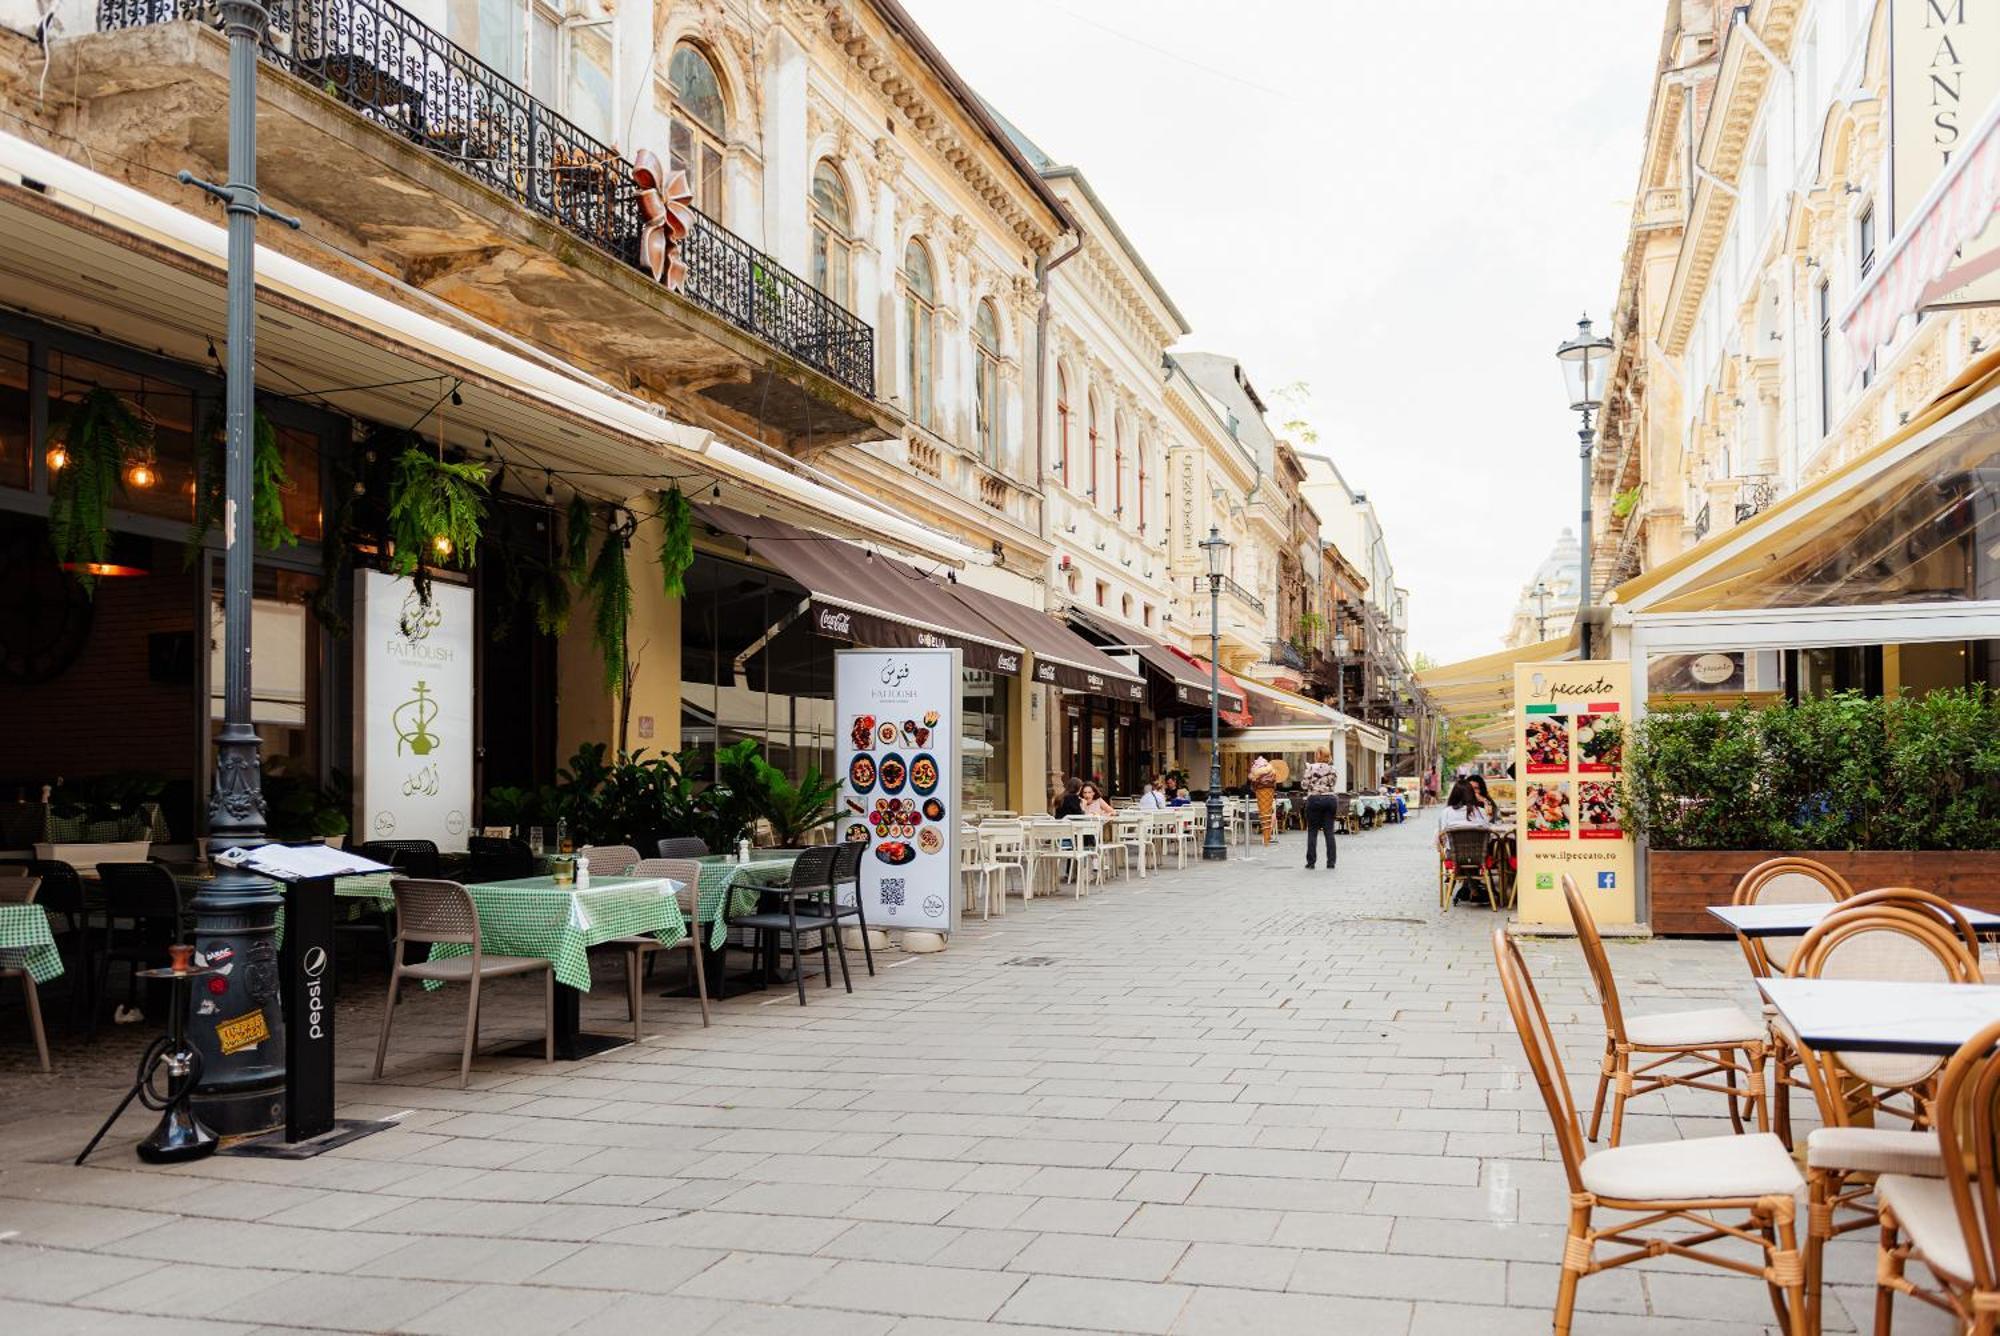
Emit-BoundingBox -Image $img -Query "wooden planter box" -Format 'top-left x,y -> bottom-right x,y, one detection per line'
1649,848 -> 2000,935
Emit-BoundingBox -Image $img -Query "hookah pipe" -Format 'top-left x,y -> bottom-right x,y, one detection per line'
76,944 -> 220,1166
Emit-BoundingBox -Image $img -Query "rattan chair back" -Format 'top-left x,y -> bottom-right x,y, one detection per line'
1732,856 -> 1855,974
1493,926 -> 1589,1194
1931,1019 -> 2000,1298
1562,874 -> 1628,1046
1839,886 -> 1983,963
1444,827 -> 1490,875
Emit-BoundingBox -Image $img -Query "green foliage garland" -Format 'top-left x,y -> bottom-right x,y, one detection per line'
565,492 -> 593,583
47,388 -> 151,594
657,485 -> 693,597
585,512 -> 633,693
187,404 -> 299,566
385,445 -> 488,626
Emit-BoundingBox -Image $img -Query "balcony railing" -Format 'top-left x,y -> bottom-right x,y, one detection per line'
1267,639 -> 1307,671
1734,476 -> 1778,524
97,0 -> 875,397
1693,502 -> 1711,540
1188,574 -> 1264,616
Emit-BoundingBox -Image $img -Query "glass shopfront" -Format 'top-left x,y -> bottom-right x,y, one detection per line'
962,669 -> 1009,808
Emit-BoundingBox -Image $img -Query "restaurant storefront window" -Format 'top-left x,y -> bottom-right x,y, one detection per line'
963,669 -> 1008,808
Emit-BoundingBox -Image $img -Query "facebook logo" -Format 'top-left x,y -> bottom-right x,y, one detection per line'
1597,872 -> 1617,890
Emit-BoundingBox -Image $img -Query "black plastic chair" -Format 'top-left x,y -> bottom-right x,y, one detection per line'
466,836 -> 536,882
656,836 -> 709,860
94,862 -> 186,1029
729,846 -> 847,1006
829,841 -> 874,977
357,839 -> 441,880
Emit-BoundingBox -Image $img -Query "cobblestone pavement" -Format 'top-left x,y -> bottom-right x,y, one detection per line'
0,818 -> 1955,1334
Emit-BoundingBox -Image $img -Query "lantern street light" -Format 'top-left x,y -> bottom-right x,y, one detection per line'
1199,525 -> 1230,862
1556,314 -> 1613,657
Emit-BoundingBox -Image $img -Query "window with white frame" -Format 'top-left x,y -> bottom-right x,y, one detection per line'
453,0 -> 611,145
903,240 -> 937,429
973,300 -> 1002,466
809,160 -> 853,309
665,43 -> 726,219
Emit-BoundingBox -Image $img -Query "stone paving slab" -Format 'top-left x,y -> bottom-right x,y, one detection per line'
0,817 -> 1963,1333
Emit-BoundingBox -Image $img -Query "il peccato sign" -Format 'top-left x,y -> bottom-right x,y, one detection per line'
835,648 -> 959,937
1513,660 -> 1637,929
357,571 -> 475,854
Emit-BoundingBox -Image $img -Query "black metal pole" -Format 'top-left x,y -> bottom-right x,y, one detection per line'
181,0 -> 289,1140
1577,411 -> 1595,661
1202,572 -> 1226,862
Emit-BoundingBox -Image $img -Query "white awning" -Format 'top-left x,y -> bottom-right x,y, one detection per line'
1843,93 -> 2000,368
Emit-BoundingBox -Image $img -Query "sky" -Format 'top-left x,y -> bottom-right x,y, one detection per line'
899,0 -> 1664,665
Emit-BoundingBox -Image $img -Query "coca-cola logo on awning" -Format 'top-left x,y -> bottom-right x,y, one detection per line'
817,608 -> 853,636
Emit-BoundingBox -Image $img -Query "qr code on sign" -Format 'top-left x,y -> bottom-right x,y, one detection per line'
879,878 -> 906,906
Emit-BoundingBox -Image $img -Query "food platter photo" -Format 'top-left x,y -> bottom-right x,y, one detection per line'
874,839 -> 915,865
848,754 -> 876,793
878,752 -> 908,795
849,714 -> 877,752
909,753 -> 939,795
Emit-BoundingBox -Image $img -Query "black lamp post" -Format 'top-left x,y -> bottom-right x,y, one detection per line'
1556,314 -> 1613,659
177,0 -> 300,1140
1199,525 -> 1229,862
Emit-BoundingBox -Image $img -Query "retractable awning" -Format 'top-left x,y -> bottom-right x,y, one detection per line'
1176,651 -> 1253,727
1066,608 -> 1246,714
696,505 -> 1023,674
944,583 -> 1144,699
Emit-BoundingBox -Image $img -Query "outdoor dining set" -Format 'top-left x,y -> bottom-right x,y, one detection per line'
1501,858 -> 2000,1334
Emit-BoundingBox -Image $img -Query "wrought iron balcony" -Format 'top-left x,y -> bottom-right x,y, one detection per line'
1693,501 -> 1711,540
1188,574 -> 1265,616
1267,639 -> 1307,671
96,0 -> 875,398
1734,476 -> 1778,524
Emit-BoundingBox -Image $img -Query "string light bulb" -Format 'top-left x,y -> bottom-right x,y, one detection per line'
433,534 -> 454,558
45,445 -> 67,473
125,455 -> 157,489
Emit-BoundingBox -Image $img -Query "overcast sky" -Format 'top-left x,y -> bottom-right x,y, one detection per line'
900,0 -> 1663,665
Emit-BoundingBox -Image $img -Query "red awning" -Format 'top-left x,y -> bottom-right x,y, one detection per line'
1171,649 -> 1253,727
1844,92 -> 2000,368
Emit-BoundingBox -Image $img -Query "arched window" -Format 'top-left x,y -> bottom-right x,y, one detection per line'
903,240 -> 937,429
1086,393 -> 1101,501
1112,417 -> 1125,516
809,160 -> 852,309
973,300 -> 1002,466
666,43 -> 726,217
1055,365 -> 1072,485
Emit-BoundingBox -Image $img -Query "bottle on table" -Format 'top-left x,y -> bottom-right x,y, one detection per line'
556,818 -> 572,855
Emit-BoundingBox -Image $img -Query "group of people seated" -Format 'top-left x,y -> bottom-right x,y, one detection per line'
1049,773 -> 1195,817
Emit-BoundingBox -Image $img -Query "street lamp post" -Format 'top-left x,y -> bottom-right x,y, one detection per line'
1199,526 -> 1229,862
1556,314 -> 1613,660
176,0 -> 302,1140
1532,580 -> 1550,642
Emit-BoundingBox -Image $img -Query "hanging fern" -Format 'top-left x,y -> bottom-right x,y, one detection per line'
657,485 -> 692,597
386,445 -> 488,575
565,492 -> 593,583
529,560 -> 574,638
47,388 -> 152,595
585,514 -> 632,694
186,404 -> 298,566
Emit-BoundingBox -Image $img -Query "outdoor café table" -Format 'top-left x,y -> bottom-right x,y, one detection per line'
687,853 -> 803,995
0,901 -> 62,984
1760,977 -> 2000,1057
445,874 -> 686,1059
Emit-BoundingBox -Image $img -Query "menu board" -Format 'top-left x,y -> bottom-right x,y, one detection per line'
1512,660 -> 1637,928
835,648 -> 960,937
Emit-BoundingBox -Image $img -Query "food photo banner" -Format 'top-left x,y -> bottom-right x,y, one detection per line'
836,648 -> 960,938
357,571 -> 475,854
1513,660 -> 1636,929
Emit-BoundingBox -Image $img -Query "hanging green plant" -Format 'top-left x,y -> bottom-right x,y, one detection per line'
585,510 -> 633,694
657,485 -> 692,597
186,404 -> 299,566
46,388 -> 152,595
385,444 -> 488,595
565,492 -> 593,583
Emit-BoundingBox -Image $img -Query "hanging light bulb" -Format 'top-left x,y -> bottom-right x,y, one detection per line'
45,444 -> 67,473
125,453 -> 157,489
433,534 -> 454,558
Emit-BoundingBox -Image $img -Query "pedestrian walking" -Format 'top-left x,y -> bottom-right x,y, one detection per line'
1300,750 -> 1339,870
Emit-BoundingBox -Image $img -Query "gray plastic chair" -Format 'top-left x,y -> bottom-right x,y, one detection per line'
622,857 -> 710,1036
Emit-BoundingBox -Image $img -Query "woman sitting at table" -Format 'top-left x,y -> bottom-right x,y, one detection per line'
1437,778 -> 1493,905
1465,774 -> 1499,822
1162,775 -> 1185,806
1052,776 -> 1085,818
1078,782 -> 1116,819
1137,776 -> 1167,811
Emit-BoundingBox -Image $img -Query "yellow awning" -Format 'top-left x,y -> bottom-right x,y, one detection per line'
1608,348 -> 2000,615
1418,634 -> 1577,729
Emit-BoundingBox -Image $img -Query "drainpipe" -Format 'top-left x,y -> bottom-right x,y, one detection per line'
1035,232 -> 1085,530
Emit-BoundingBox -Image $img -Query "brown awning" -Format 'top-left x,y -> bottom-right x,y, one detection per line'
944,582 -> 1145,699
1066,608 -> 1244,713
696,505 -> 1023,674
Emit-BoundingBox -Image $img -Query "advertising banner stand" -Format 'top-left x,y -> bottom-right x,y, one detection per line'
835,648 -> 960,949
356,571 -> 475,855
1512,661 -> 1640,933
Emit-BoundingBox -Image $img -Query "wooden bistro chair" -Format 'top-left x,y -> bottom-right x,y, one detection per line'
622,858 -> 709,1036
1874,1018 -> 2000,1333
1494,927 -> 1808,1336
1787,900 -> 1978,1329
1728,856 -> 1855,1147
1439,827 -> 1499,912
0,872 -> 49,1071
372,878 -> 553,1087
1562,875 -> 1769,1147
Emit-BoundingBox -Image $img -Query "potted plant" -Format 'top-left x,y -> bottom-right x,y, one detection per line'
748,756 -> 838,848
1625,688 -> 2000,933
264,769 -> 353,847
37,771 -> 164,863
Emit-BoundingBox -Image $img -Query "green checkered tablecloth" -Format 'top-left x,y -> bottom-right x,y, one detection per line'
431,875 -> 687,992
0,904 -> 62,985
691,855 -> 800,949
